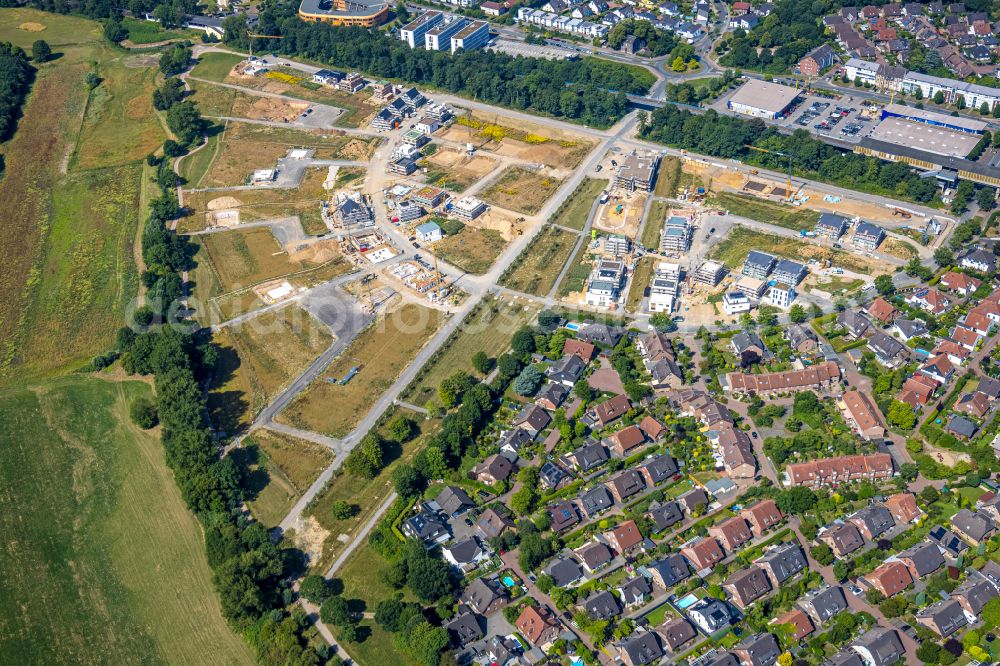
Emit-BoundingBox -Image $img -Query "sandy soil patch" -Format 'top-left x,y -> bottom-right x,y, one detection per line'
206,195 -> 243,210
18,22 -> 45,31
231,94 -> 308,123
594,191 -> 646,239
335,138 -> 377,161
290,516 -> 331,564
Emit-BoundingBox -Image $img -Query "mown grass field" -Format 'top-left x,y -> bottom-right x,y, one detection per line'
0,10 -> 157,384
709,191 -> 820,232
557,242 -> 593,298
278,303 -> 446,438
641,199 -> 669,249
403,295 -> 540,405
189,51 -> 244,82
198,226 -> 315,292
653,157 -> 682,197
551,177 -> 608,231
246,428 -> 335,527
481,166 -> 563,215
434,226 -> 506,274
208,305 -> 334,434
711,226 -> 879,275
0,376 -> 253,665
626,256 -> 656,312
499,225 -> 577,296
121,17 -> 198,44
307,408 -> 439,571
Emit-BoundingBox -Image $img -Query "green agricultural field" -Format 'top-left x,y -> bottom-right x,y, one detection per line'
551,177 -> 608,230
0,377 -> 253,665
190,51 -> 245,82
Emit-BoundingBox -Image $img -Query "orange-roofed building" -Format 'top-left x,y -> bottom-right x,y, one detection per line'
867,561 -> 913,597
740,499 -> 784,536
515,605 -> 561,646
564,338 -> 596,361
682,537 -> 725,571
884,493 -> 921,524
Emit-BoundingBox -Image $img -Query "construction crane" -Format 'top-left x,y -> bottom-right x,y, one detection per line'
430,245 -> 444,302
246,33 -> 285,61
744,145 -> 795,202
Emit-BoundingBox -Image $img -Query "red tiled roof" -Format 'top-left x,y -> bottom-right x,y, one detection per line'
726,361 -> 840,393
786,453 -> 893,486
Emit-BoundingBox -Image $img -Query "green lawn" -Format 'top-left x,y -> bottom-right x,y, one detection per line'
641,199 -> 669,249
0,377 -> 253,665
551,178 -> 608,230
191,51 -> 244,82
121,17 -> 198,44
642,601 -> 678,627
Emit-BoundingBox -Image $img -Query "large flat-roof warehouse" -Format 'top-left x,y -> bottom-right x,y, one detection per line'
880,103 -> 988,135
868,116 -> 980,159
727,80 -> 801,119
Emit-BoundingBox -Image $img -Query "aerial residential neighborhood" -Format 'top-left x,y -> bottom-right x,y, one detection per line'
6,0 -> 1000,665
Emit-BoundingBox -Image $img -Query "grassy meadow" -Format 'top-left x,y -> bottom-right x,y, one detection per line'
0,377 -> 253,665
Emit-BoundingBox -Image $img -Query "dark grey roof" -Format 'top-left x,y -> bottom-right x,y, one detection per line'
734,633 -> 780,666
951,576 -> 997,614
572,443 -> 609,471
850,505 -> 895,538
446,537 -> 482,564
928,524 -> 969,556
977,376 -> 1000,399
660,617 -> 696,650
618,631 -> 663,665
725,566 -> 772,606
460,577 -> 503,615
893,318 -> 928,339
952,508 -> 995,542
581,486 -> 615,517
544,557 -> 583,587
584,590 -> 622,620
827,650 -> 864,666
619,576 -> 652,605
798,585 -> 847,624
756,543 -> 807,585
915,599 -> 967,637
732,332 -> 766,354
745,250 -> 776,269
547,500 -> 580,531
688,598 -> 733,632
897,541 -> 944,577
514,404 -> 551,432
855,221 -> 885,239
642,454 -> 679,485
817,212 -> 849,234
404,512 -> 448,541
947,414 -> 978,439
547,354 -> 585,382
823,523 -> 864,555
867,330 -> 906,360
577,322 -> 624,346
437,486 -> 474,516
647,501 -> 684,531
498,428 -> 533,453
678,488 -> 710,513
447,612 -> 483,646
536,381 -> 569,406
837,310 -> 871,336
852,627 -> 904,666
698,653 -> 740,666
648,553 -> 690,587
773,259 -> 807,281
579,542 -> 614,570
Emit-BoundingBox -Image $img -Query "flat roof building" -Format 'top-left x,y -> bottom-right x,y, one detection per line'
452,196 -> 488,220
425,16 -> 469,51
727,79 -> 800,119
869,116 -> 980,159
451,20 -> 490,54
693,260 -> 726,286
616,152 -> 659,192
298,0 -> 389,27
880,103 -> 988,135
648,262 -> 681,314
660,216 -> 691,253
400,10 -> 444,48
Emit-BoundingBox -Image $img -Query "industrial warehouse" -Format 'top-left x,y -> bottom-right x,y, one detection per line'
726,79 -> 802,119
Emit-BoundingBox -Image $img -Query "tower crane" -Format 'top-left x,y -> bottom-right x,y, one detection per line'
246,33 -> 285,61
744,145 -> 796,203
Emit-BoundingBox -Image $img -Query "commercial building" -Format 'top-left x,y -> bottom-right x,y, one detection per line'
869,116 -> 980,159
298,0 -> 389,27
727,79 -> 801,119
450,20 -> 490,54
880,103 -> 988,135
400,11 -> 444,48
660,216 -> 691,253
844,58 -> 1000,113
425,16 -> 470,51
648,262 -> 681,313
615,153 -> 659,192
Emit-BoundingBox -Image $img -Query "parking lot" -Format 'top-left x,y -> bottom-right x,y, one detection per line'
773,93 -> 876,144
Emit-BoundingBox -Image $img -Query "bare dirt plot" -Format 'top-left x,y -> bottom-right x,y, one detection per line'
445,111 -> 596,169
626,255 -> 656,312
208,305 -> 334,433
180,167 -> 332,232
654,157 -> 683,197
419,148 -> 497,193
198,122 -> 378,188
481,166 -> 563,215
709,191 -> 819,232
198,226 -> 341,293
404,295 -> 541,404
277,303 -> 447,438
595,192 -> 647,239
246,427 -> 335,528
880,237 -> 919,259
434,226 -> 507,274
500,225 -> 578,296
231,93 -> 309,123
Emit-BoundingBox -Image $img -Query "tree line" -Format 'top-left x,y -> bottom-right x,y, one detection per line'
639,105 -> 940,203
715,0 -> 832,74
0,42 -> 34,175
219,6 -> 654,128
